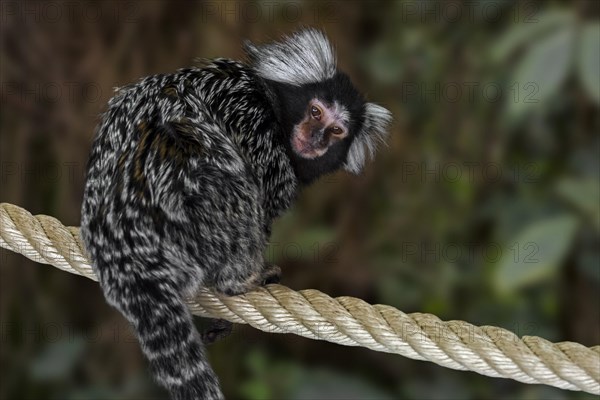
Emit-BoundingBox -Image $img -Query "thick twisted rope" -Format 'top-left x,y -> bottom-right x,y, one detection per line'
1,202 -> 598,394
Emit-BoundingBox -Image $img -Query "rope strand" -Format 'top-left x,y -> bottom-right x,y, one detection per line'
1,202 -> 598,394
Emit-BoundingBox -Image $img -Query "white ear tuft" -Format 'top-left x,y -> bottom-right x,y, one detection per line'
244,29 -> 337,86
344,103 -> 392,174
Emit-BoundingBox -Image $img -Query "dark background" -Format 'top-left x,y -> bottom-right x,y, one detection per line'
1,1 -> 599,399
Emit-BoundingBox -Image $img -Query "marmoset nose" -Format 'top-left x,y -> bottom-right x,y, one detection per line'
311,128 -> 327,146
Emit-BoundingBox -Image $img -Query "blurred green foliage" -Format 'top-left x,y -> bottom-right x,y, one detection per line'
0,1 -> 598,399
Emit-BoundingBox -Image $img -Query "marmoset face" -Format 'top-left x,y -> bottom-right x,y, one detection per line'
291,98 -> 351,159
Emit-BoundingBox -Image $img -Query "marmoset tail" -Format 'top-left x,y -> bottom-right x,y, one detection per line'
80,29 -> 392,399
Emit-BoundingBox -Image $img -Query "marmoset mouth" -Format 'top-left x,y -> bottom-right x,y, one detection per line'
291,134 -> 327,159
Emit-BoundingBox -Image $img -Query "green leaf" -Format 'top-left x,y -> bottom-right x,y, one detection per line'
556,177 -> 600,230
578,247 -> 600,282
363,41 -> 404,85
240,350 -> 272,400
491,10 -> 576,63
578,22 -> 600,104
239,380 -> 271,400
290,368 -> 395,400
506,25 -> 575,122
495,214 -> 580,293
30,336 -> 86,380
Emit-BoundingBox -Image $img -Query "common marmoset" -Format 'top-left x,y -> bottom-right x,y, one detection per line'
80,29 -> 391,400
